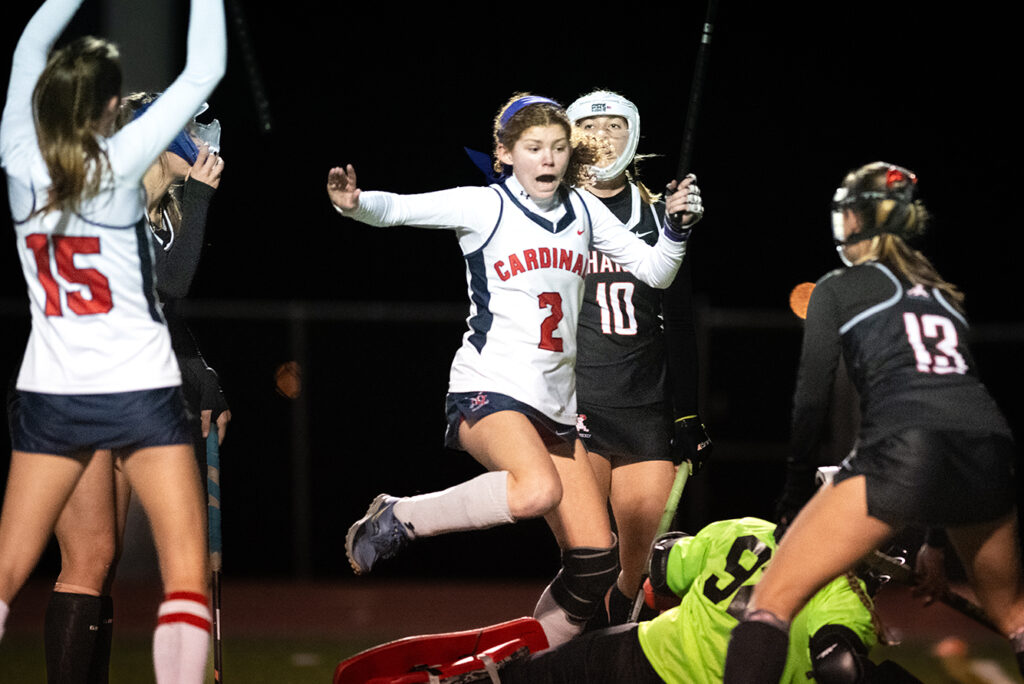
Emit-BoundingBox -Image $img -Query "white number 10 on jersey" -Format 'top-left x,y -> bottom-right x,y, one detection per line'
595,282 -> 638,336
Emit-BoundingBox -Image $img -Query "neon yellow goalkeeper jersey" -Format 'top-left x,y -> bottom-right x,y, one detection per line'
637,517 -> 877,683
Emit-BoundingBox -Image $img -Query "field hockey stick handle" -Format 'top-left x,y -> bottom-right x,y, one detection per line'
207,425 -> 223,571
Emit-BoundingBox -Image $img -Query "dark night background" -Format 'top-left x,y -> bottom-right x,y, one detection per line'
1,2 -> 1021,586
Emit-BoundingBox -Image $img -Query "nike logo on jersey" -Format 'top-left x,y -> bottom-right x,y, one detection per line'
635,231 -> 653,239
493,247 -> 587,282
587,250 -> 631,274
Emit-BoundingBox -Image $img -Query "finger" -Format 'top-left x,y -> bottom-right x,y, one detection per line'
216,411 -> 231,444
201,409 -> 212,438
327,166 -> 347,188
193,143 -> 211,168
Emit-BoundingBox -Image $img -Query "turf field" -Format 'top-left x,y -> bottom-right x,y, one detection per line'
2,578 -> 1021,682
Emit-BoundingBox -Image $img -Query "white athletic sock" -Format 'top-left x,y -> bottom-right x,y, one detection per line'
0,598 -> 9,642
392,471 -> 514,538
152,592 -> 211,684
533,584 -> 584,648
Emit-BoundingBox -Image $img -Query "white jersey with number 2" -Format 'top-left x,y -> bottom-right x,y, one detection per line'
1,0 -> 225,395
337,174 -> 687,425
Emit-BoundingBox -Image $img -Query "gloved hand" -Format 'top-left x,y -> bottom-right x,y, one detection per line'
648,531 -> 690,598
671,415 -> 713,472
664,174 -> 704,230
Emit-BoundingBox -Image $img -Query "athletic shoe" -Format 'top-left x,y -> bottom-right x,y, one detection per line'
345,494 -> 411,575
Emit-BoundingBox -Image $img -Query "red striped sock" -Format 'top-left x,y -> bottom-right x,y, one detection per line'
153,593 -> 211,684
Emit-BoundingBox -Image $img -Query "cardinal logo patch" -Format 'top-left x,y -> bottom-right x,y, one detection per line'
576,413 -> 591,439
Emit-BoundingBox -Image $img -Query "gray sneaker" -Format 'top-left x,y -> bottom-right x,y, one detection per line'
345,494 -> 412,575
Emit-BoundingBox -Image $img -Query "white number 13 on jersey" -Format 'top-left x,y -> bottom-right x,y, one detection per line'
903,312 -> 968,374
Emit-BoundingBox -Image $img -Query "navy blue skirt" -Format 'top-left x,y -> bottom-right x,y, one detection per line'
9,386 -> 190,456
444,391 -> 577,452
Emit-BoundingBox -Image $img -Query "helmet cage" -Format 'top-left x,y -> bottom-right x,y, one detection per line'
567,91 -> 641,182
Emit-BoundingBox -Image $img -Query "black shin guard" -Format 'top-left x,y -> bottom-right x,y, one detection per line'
723,615 -> 790,684
550,543 -> 620,624
44,592 -> 102,684
88,596 -> 113,684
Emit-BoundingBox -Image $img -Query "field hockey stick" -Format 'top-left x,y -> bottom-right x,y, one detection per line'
675,0 -> 718,181
629,460 -> 693,622
207,424 -> 225,682
863,550 -> 1002,635
668,0 -> 720,222
226,0 -> 273,135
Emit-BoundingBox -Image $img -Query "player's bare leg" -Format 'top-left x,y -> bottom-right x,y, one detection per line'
948,513 -> 1024,676
0,451 -> 88,605
723,475 -> 893,684
53,449 -> 119,595
536,439 -> 617,647
608,460 -> 676,603
544,439 -> 614,549
120,444 -> 210,684
749,475 -> 892,620
458,411 -> 564,518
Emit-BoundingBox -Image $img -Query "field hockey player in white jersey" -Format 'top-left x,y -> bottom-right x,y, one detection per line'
0,0 -> 225,681
37,93 -> 229,684
328,92 -> 704,647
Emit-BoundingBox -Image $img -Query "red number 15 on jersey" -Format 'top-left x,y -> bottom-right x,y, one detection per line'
26,233 -> 113,316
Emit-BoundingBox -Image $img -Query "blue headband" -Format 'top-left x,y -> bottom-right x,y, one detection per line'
132,100 -> 199,165
499,95 -> 561,129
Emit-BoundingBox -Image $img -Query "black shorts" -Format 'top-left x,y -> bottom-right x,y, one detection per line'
835,429 -> 1018,526
444,391 -> 577,451
9,387 -> 191,457
576,401 -> 672,467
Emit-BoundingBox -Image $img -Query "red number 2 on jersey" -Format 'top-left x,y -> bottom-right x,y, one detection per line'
538,292 -> 564,352
26,233 -> 113,316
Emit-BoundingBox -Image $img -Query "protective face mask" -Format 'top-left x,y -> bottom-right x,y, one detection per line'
831,210 -> 853,266
190,119 -> 221,154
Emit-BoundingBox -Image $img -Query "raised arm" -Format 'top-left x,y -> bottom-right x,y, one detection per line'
0,0 -> 85,161
589,177 -> 703,289
109,0 -> 226,181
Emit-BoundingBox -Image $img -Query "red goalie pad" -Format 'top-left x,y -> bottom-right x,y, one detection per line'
333,617 -> 548,684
